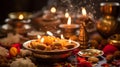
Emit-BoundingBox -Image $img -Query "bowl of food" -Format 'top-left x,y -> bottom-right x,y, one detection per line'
23,36 -> 80,60
78,49 -> 104,57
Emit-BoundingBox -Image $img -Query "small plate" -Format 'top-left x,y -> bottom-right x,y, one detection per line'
78,49 -> 104,57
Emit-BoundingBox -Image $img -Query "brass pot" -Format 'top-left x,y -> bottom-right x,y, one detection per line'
97,16 -> 118,38
96,2 -> 120,38
100,2 -> 120,17
108,34 -> 120,47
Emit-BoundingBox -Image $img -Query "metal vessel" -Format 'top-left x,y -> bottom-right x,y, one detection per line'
96,2 -> 120,38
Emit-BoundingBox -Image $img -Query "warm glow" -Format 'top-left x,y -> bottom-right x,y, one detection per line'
18,14 -> 24,20
50,7 -> 56,13
60,34 -> 64,39
68,39 -> 72,43
40,37 -> 44,43
24,24 -> 31,29
67,16 -> 71,25
65,12 -> 69,18
82,7 -> 87,16
37,35 -> 41,39
106,16 -> 111,19
46,31 -> 53,36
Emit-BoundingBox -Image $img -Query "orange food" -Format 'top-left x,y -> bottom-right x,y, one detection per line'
42,36 -> 56,45
9,47 -> 18,56
28,36 -> 76,51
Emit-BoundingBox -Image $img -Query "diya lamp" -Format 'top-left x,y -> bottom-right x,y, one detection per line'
6,12 -> 32,35
7,12 -> 32,26
77,7 -> 93,23
1,12 -> 31,34
77,7 -> 87,21
15,13 -> 32,35
77,7 -> 96,33
59,10 -> 70,24
79,7 -> 91,25
35,7 -> 60,33
59,16 -> 79,39
6,12 -> 32,27
42,7 -> 57,21
50,6 -> 57,18
8,12 -> 32,20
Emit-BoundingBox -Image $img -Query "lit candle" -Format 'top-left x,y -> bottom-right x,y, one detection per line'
80,7 -> 90,26
67,16 -> 71,25
37,35 -> 44,43
46,31 -> 53,36
60,34 -> 65,39
50,7 -> 56,14
37,35 -> 41,39
37,35 -> 41,42
82,7 -> 87,17
68,39 -> 72,44
18,14 -> 24,20
59,16 -> 79,38
40,37 -> 44,43
59,16 -> 79,28
65,12 -> 69,18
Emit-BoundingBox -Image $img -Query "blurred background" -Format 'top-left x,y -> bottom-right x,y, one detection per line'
0,0 -> 48,25
0,0 -> 120,25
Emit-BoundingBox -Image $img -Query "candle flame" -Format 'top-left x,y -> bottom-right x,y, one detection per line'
82,7 -> 87,16
50,7 -> 56,13
40,37 -> 44,43
18,14 -> 24,20
68,39 -> 72,43
60,34 -> 64,39
46,31 -> 53,36
65,12 -> 69,18
37,35 -> 41,39
67,16 -> 71,25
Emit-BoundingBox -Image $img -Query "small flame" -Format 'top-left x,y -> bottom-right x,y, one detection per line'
40,37 -> 44,43
46,31 -> 53,36
37,35 -> 41,39
65,12 -> 69,18
82,7 -> 87,16
60,34 -> 64,39
68,39 -> 72,43
67,16 -> 71,25
50,7 -> 56,13
18,14 -> 24,20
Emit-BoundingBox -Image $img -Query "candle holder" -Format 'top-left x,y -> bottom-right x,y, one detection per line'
3,12 -> 33,35
59,24 -> 79,39
78,23 -> 89,49
8,12 -> 32,20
